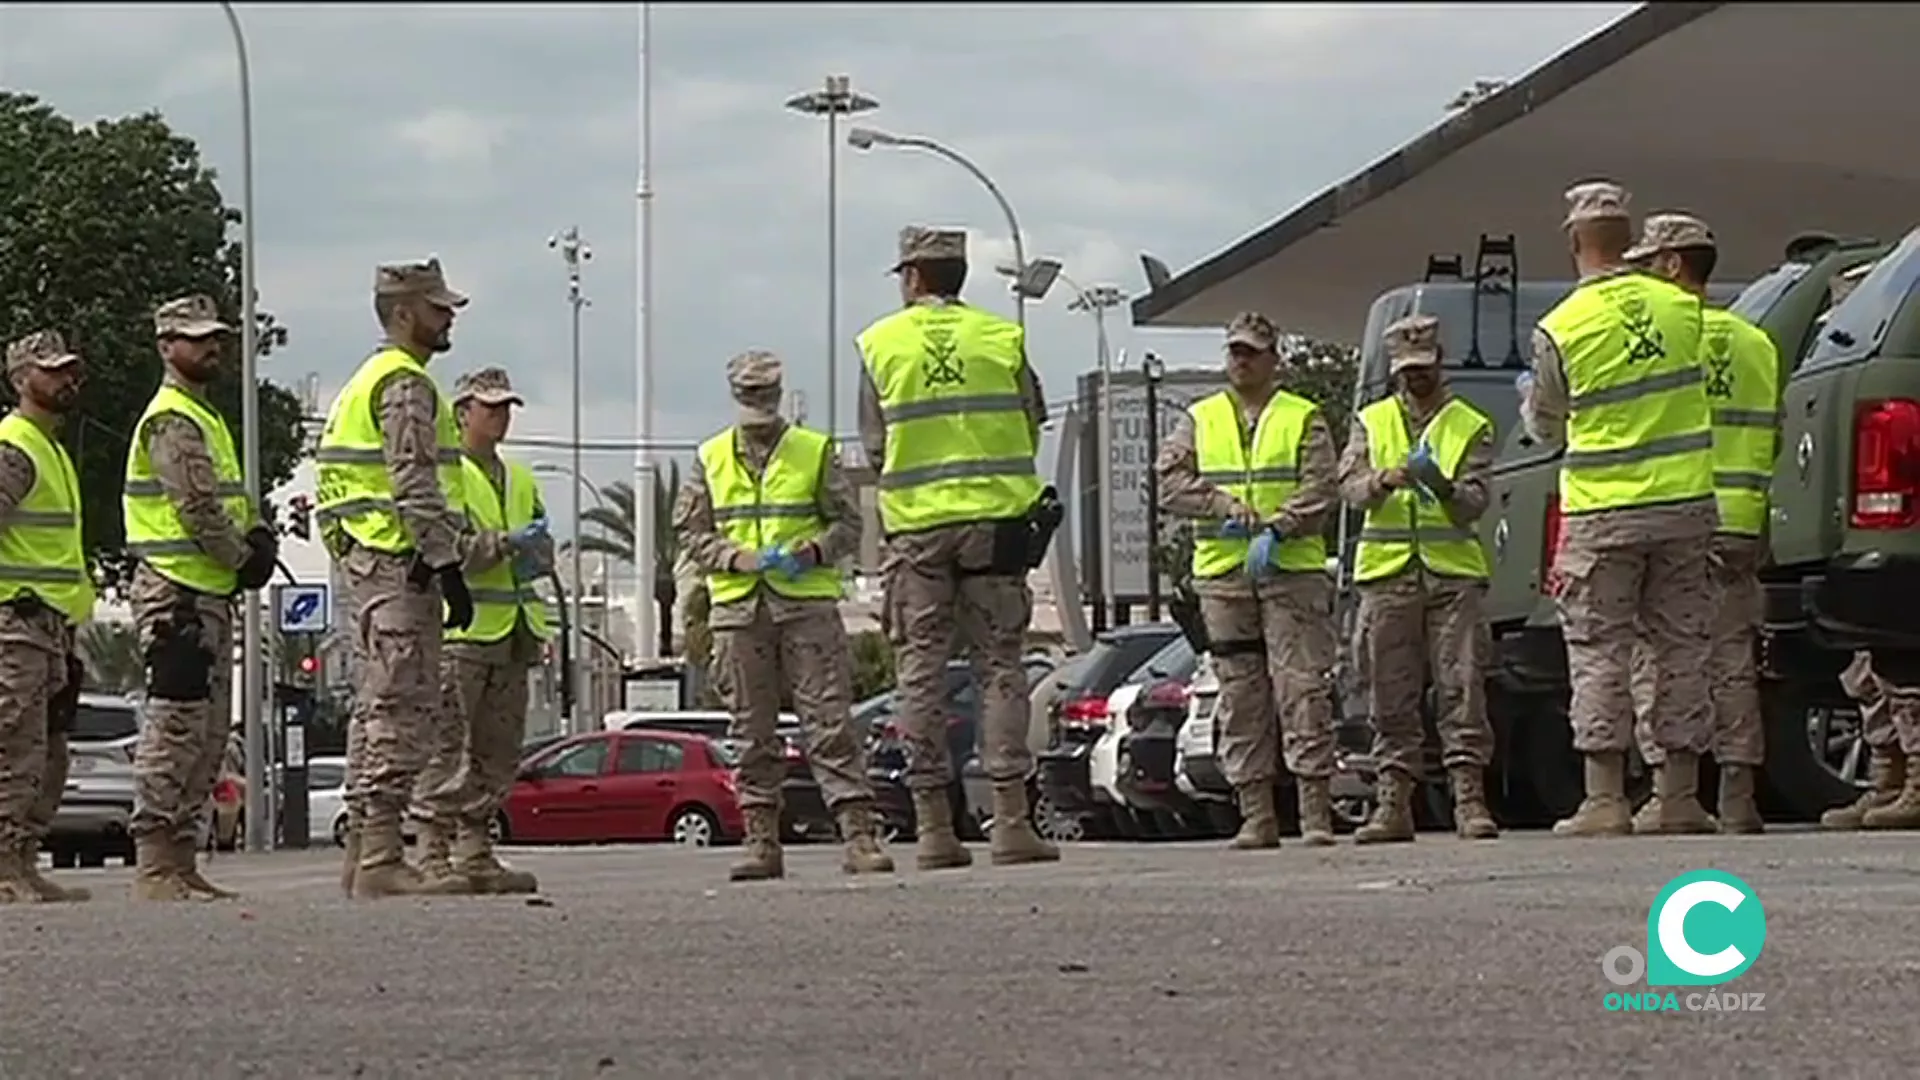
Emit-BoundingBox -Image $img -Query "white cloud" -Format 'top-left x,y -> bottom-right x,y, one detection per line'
390,109 -> 518,168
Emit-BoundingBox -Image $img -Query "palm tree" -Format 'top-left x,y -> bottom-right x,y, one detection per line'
76,621 -> 144,693
575,460 -> 681,655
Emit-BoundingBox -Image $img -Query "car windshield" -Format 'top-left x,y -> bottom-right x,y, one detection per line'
1131,636 -> 1195,685
307,762 -> 347,791
72,702 -> 139,743
708,739 -> 744,768
1728,261 -> 1811,322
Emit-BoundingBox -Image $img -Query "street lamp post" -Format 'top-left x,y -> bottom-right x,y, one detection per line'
216,0 -> 268,853
786,75 -> 878,455
1142,351 -> 1166,621
549,227 -> 593,734
846,127 -> 1029,328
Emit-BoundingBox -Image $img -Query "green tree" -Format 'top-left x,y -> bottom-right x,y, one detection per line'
1279,336 -> 1360,447
75,620 -> 143,692
574,460 -> 682,655
0,93 -> 306,589
848,630 -> 895,701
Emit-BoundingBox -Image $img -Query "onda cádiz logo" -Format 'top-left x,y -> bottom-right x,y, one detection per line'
1599,870 -> 1768,1014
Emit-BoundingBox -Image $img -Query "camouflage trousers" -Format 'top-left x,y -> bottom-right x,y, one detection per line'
339,546 -> 445,830
1836,650 -> 1920,754
720,602 -> 871,810
884,524 -> 1033,790
1631,536 -> 1764,767
1359,572 -> 1493,776
1200,574 -> 1339,785
412,643 -> 534,827
1557,536 -> 1713,756
128,566 -> 235,843
0,609 -> 73,850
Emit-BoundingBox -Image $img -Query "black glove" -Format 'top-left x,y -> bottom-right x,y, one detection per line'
408,556 -> 475,630
49,653 -> 84,734
236,526 -> 278,591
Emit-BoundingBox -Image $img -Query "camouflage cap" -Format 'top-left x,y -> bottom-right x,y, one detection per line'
153,294 -> 231,339
1561,180 -> 1631,228
5,330 -> 80,375
1224,311 -> 1278,351
452,366 -> 522,407
373,256 -> 469,309
727,350 -> 783,424
890,226 -> 968,273
1384,314 -> 1441,373
1622,212 -> 1715,263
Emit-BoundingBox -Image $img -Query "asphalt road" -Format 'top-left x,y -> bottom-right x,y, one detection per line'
2,830 -> 1909,1079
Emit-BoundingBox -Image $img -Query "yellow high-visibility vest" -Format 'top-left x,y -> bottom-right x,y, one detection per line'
0,413 -> 95,625
122,384 -> 255,595
313,348 -> 464,553
700,424 -> 843,604
1189,389 -> 1328,578
1538,272 -> 1712,515
447,454 -> 553,643
856,302 -> 1041,534
1353,395 -> 1492,583
1701,307 -> 1781,537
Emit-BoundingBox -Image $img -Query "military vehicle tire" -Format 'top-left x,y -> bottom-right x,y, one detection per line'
1758,677 -> 1861,821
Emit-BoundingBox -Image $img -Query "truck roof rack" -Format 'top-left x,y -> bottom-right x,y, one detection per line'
1471,233 -> 1522,369
1424,254 -> 1463,282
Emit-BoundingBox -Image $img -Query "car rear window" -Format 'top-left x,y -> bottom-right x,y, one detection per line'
1067,629 -> 1179,700
1128,637 -> 1197,686
72,703 -> 139,743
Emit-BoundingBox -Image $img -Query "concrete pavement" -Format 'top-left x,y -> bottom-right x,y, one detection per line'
1,832 -> 1911,1079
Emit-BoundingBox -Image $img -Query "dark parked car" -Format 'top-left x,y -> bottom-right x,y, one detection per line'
1099,636 -> 1205,838
1033,623 -> 1182,838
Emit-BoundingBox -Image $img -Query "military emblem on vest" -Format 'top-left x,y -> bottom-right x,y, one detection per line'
1704,331 -> 1734,398
921,328 -> 965,389
1616,295 -> 1665,364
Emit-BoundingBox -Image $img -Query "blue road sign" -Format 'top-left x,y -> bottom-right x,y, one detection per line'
274,583 -> 331,635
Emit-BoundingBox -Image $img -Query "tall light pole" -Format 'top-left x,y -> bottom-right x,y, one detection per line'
549,226 -> 592,733
846,127 -> 1029,328
215,0 -> 268,853
786,75 -> 878,455
634,1 -> 658,664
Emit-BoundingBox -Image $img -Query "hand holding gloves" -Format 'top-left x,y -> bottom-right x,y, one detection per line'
507,517 -> 549,550
1244,524 -> 1285,580
1404,439 -> 1452,502
408,555 -> 474,630
756,543 -> 817,579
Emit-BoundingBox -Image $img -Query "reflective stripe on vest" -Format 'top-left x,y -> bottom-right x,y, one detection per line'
1702,307 -> 1781,536
1352,395 -> 1492,584
122,384 -> 254,595
0,413 -> 96,625
856,303 -> 1041,534
1189,389 -> 1328,578
701,425 -> 843,604
313,348 -> 464,553
1538,272 -> 1713,515
447,455 -> 553,643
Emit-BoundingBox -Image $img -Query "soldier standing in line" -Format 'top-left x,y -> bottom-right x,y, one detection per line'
409,367 -> 551,893
121,296 -> 279,901
1155,312 -> 1341,849
678,349 -> 892,881
856,226 -> 1060,870
1618,213 -> 1781,834
1520,182 -> 1717,837
314,259 -> 516,898
1816,652 -> 1909,829
1337,314 -> 1499,843
0,332 -> 96,903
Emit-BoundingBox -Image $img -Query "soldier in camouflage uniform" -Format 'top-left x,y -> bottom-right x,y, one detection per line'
410,367 -> 552,894
676,350 -> 891,881
122,296 -> 279,901
1155,312 -> 1341,849
1521,182 -> 1717,837
316,259 -> 515,899
1808,651 -> 1908,828
1338,314 -> 1499,843
857,226 -> 1059,870
0,332 -> 94,904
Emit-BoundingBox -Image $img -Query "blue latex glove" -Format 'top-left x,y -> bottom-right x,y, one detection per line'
1244,526 -> 1282,579
1405,441 -> 1441,504
507,517 -> 549,549
757,544 -> 805,578
1218,519 -> 1251,539
1515,371 -> 1535,396
511,553 -> 538,580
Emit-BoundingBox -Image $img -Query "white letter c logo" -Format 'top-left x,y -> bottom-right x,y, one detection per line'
1657,880 -> 1747,978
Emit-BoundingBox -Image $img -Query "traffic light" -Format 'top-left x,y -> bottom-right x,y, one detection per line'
298,655 -> 318,676
283,637 -> 321,688
286,494 -> 313,541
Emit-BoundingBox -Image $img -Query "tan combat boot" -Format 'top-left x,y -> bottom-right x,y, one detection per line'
1822,748 -> 1906,829
835,802 -> 896,875
728,805 -> 786,882
0,845 -> 40,904
1449,765 -> 1499,840
173,836 -> 237,900
414,819 -> 457,886
1552,752 -> 1633,837
1229,782 -> 1281,849
1636,752 -> 1718,835
1861,760 -> 1920,830
352,818 -> 471,899
131,832 -> 193,902
1716,764 -> 1765,835
1295,777 -> 1336,846
452,816 -> 538,894
16,839 -> 89,902
910,788 -> 973,871
988,783 -> 1060,867
1353,769 -> 1417,844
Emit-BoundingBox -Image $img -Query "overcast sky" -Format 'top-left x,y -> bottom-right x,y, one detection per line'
1,1 -> 1634,574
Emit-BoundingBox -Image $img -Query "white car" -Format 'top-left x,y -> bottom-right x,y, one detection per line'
1174,654 -> 1228,802
307,756 -> 350,846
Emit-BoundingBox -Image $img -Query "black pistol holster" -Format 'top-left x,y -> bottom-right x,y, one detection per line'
145,592 -> 214,703
983,486 -> 1066,576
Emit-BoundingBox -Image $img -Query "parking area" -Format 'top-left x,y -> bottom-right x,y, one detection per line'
4,833 -> 1912,1077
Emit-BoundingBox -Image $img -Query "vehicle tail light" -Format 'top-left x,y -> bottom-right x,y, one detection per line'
781,739 -> 805,762
212,779 -> 239,804
1851,399 -> 1920,529
1143,680 -> 1190,710
1542,492 -> 1567,598
1060,695 -> 1109,730
717,770 -> 737,794
879,721 -> 901,741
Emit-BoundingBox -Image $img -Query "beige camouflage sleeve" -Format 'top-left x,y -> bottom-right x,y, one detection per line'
1017,355 -> 1048,444
811,451 -> 861,565
375,371 -> 468,569
1522,327 -> 1570,445
1155,410 -> 1241,520
0,445 -> 35,527
143,414 -> 252,570
671,467 -> 747,575
1337,416 -> 1390,510
1443,427 -> 1496,527
1271,411 -> 1339,539
857,367 -> 887,472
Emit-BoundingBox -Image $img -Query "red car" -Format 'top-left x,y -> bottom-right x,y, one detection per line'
498,728 -> 744,846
